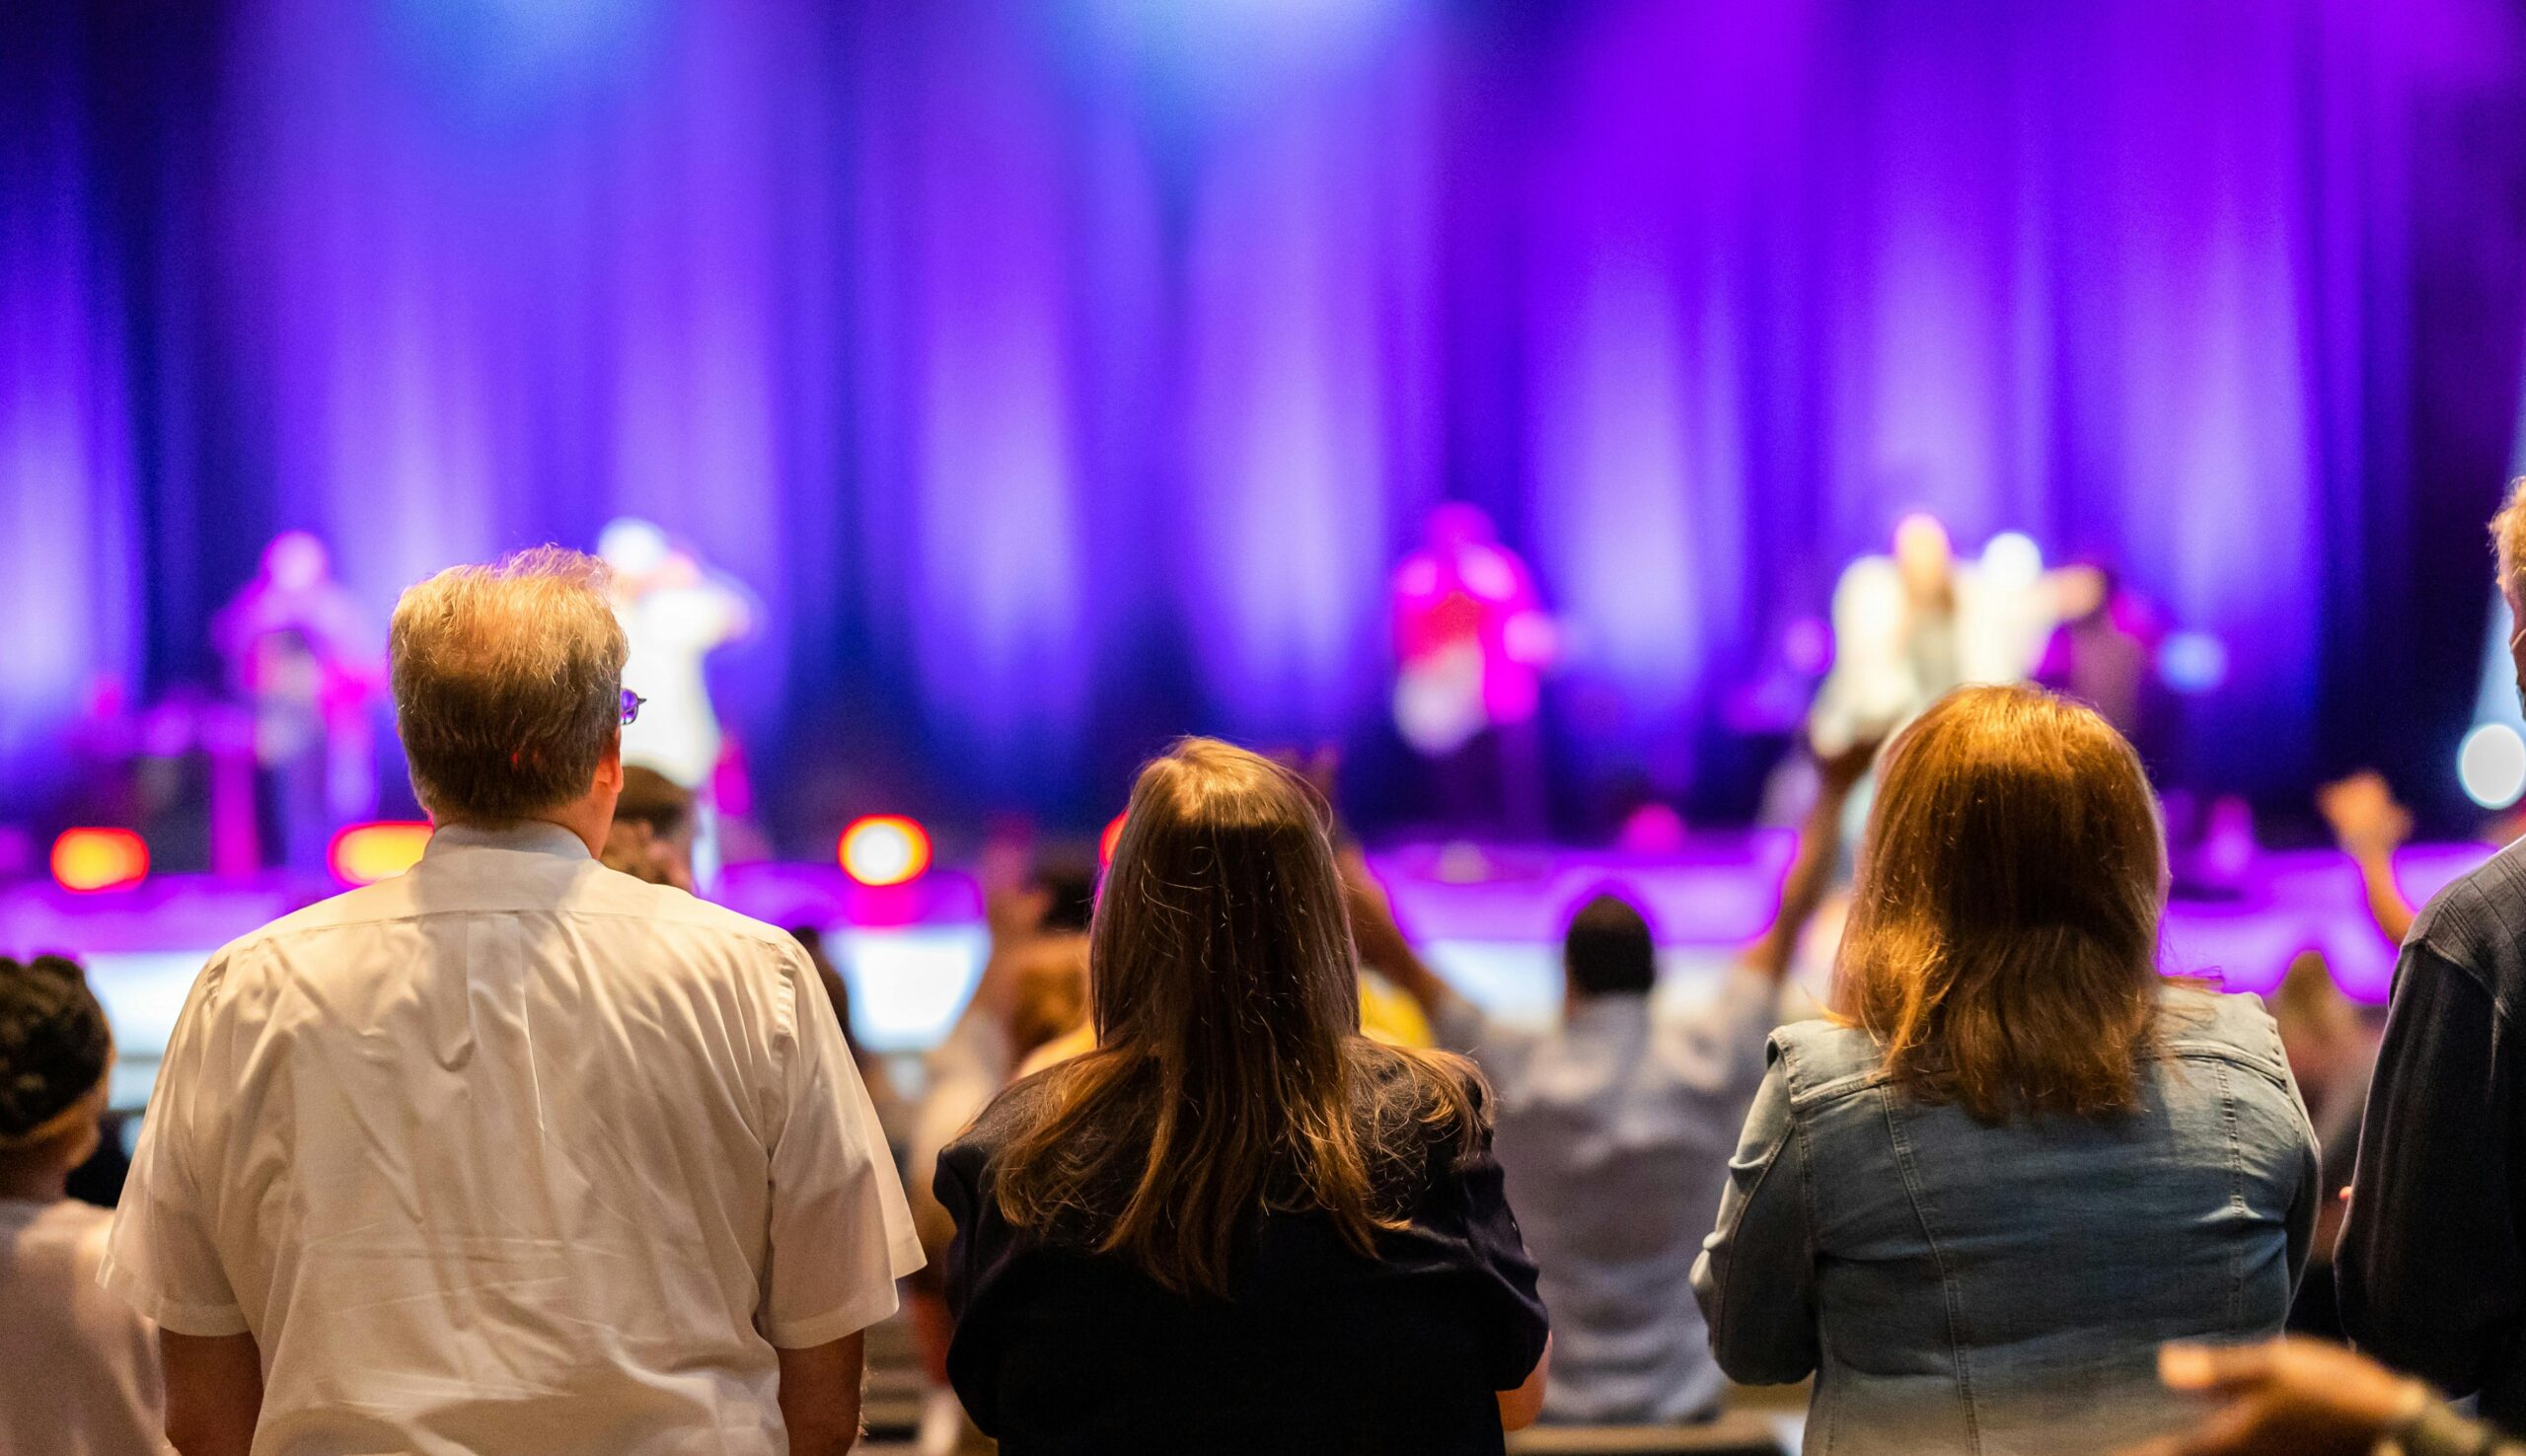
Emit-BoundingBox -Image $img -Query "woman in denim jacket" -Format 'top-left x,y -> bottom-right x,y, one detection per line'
1693,685 -> 2319,1455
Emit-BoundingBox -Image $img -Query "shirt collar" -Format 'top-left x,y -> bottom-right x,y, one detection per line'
424,820 -> 595,862
1565,992 -> 1653,1033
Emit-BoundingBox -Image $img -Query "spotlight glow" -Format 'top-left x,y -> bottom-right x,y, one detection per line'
2460,724 -> 2526,809
840,816 -> 931,887
330,822 -> 433,886
1100,812 -> 1129,867
51,828 -> 150,894
2157,631 -> 2231,694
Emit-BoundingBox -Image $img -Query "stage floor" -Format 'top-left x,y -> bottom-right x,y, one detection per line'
0,834 -> 2480,1112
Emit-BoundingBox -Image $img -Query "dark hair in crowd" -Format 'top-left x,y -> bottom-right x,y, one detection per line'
990,738 -> 1481,1296
0,956 -> 112,1151
1564,892 -> 1657,998
614,766 -> 695,841
1834,684 -> 2168,1124
1033,851 -> 1098,936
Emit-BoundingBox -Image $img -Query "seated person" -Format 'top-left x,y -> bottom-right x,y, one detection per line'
1364,884 -> 1788,1424
0,955 -> 169,1456
937,739 -> 1549,1454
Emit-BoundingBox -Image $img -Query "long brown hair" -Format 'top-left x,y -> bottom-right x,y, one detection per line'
1833,684 -> 2168,1122
991,737 -> 1479,1295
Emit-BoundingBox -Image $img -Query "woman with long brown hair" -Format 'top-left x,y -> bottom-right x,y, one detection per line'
934,738 -> 1550,1455
1693,685 -> 2319,1454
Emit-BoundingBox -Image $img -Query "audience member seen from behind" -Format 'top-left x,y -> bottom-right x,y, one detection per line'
102,547 -> 922,1456
2270,951 -> 2377,1337
936,739 -> 1551,1455
1365,880 -> 1787,1425
0,956 -> 169,1456
601,764 -> 698,890
2123,1338 -> 2519,1456
902,846 -> 1095,1455
1694,684 -> 2319,1454
2340,474 -> 2526,1424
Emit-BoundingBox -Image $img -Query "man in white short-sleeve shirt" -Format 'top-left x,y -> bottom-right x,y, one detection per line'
103,546 -> 922,1456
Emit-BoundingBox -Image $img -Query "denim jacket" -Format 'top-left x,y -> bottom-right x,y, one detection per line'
1691,986 -> 2319,1455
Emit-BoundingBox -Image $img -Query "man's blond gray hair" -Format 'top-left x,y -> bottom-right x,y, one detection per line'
2495,476 -> 2526,606
391,546 -> 627,824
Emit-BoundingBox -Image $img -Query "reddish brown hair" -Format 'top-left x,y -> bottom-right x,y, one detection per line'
1833,685 -> 2168,1122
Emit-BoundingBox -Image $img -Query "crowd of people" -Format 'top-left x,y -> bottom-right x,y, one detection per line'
8,480 -> 2526,1454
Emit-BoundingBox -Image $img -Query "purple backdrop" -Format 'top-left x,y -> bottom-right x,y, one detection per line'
7,0 -> 2526,841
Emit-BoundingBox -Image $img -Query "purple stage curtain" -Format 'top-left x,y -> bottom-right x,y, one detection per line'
4,0 -> 2525,837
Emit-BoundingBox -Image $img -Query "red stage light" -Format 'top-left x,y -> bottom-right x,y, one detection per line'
330,822 -> 433,886
51,828 -> 149,894
1100,811 -> 1128,867
840,816 -> 931,887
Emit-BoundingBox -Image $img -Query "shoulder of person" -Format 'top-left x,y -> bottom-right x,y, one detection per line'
1763,1015 -> 1886,1103
1349,1038 -> 1492,1134
2155,982 -> 2292,1083
949,1066 -> 1068,1166
2405,836 -> 2526,998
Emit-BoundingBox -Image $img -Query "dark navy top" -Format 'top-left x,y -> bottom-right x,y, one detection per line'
936,1056 -> 1550,1456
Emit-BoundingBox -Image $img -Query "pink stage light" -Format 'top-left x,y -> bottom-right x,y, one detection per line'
840,816 -> 931,888
1099,811 -> 1128,867
51,828 -> 150,894
330,822 -> 433,886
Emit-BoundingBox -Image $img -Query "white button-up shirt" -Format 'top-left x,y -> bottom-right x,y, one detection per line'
102,822 -> 922,1456
1436,972 -> 1779,1425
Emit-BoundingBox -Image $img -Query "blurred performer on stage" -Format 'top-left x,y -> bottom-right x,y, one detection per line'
2037,563 -> 2164,750
212,531 -> 383,872
1391,503 -> 1558,836
1806,515 -> 2062,758
597,518 -> 755,887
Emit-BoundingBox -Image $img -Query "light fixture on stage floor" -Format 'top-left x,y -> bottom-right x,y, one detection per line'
330,822 -> 434,886
51,828 -> 150,894
841,816 -> 931,888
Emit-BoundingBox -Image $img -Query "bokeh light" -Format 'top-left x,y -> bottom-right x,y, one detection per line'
330,822 -> 434,886
2460,723 -> 2526,809
841,816 -> 932,887
51,828 -> 150,893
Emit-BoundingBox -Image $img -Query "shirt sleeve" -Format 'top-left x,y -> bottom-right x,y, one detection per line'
1420,1081 -> 1551,1393
1660,967 -> 1785,1100
2338,941 -> 2522,1397
97,952 -> 251,1338
760,944 -> 927,1348
1691,1053 -> 1820,1385
1427,990 -> 1542,1088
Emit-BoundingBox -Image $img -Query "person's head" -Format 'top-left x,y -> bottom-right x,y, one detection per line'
263,530 -> 332,592
0,956 -> 112,1192
1563,892 -> 1656,1000
1893,512 -> 1954,602
1426,501 -> 1496,552
1833,684 -> 2167,1123
390,546 -> 628,842
602,766 -> 697,889
1032,850 -> 1098,937
2489,476 -> 2526,696
2272,950 -> 2364,1092
993,737 -> 1477,1294
1005,936 -> 1090,1056
596,517 -> 672,588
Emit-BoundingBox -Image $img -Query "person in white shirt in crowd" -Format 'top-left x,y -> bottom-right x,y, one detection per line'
0,955 -> 169,1456
1359,897 -> 1804,1422
103,546 -> 922,1456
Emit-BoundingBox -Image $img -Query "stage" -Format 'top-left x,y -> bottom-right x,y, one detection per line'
5,835 -> 2482,1113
